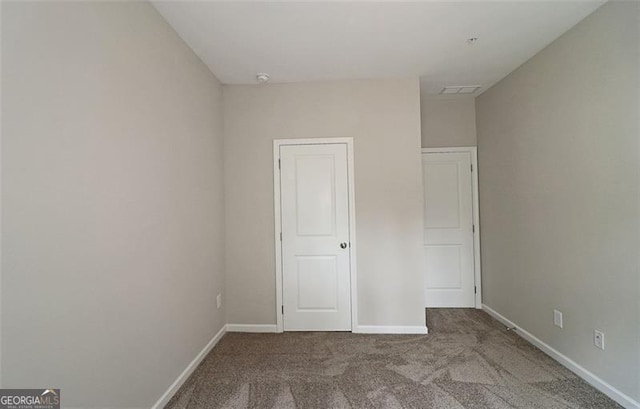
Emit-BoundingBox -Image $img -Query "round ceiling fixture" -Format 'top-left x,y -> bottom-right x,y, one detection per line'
256,73 -> 270,84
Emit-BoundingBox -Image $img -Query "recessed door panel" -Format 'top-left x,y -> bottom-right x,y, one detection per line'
424,162 -> 461,229
425,245 -> 462,289
295,156 -> 336,236
296,256 -> 338,311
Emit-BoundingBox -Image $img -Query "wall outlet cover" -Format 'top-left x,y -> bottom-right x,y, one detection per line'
216,294 -> 222,309
553,309 -> 563,328
594,330 -> 605,350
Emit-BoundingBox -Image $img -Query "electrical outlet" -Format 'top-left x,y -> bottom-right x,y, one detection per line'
594,330 -> 605,350
216,294 -> 222,309
553,309 -> 563,328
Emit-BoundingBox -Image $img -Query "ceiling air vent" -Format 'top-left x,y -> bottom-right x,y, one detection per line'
440,86 -> 481,95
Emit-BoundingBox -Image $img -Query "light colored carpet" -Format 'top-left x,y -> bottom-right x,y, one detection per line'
165,309 -> 621,408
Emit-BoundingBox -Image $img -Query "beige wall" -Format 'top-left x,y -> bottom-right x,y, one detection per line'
1,2 -> 225,407
476,1 -> 639,403
223,79 -> 426,329
421,97 -> 477,148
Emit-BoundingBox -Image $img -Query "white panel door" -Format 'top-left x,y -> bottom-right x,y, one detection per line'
423,152 -> 475,307
280,143 -> 351,331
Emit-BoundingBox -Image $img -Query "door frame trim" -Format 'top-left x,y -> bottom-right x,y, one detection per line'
421,146 -> 482,308
273,137 -> 358,332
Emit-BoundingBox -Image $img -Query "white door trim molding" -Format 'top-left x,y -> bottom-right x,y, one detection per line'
274,137 -> 357,333
421,146 -> 482,308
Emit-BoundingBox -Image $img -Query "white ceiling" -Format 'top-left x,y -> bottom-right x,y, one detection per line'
153,1 -> 604,96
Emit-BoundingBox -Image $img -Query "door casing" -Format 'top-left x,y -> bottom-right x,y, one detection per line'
274,138 -> 358,333
422,147 -> 482,309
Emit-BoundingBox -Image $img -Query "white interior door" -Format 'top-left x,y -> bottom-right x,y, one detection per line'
279,143 -> 352,331
423,151 -> 475,307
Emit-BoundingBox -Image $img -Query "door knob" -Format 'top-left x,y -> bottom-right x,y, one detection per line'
340,242 -> 348,249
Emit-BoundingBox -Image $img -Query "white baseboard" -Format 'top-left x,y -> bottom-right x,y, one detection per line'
226,324 -> 428,334
355,325 -> 429,334
226,324 -> 277,333
482,304 -> 639,409
150,325 -> 226,409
